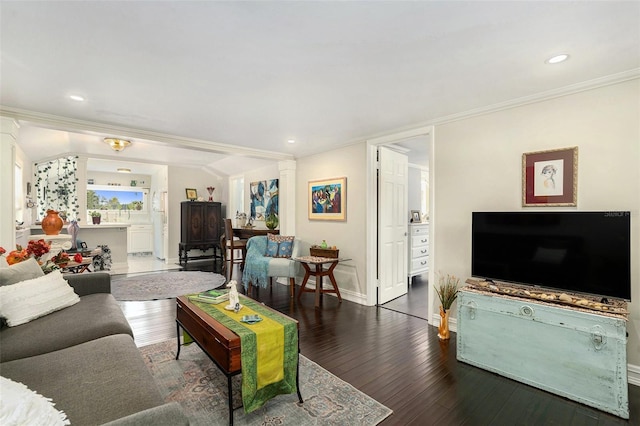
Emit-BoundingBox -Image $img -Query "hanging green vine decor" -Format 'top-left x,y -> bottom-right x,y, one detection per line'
34,156 -> 79,221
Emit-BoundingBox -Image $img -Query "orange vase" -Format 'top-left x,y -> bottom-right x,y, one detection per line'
41,210 -> 64,235
438,305 -> 450,340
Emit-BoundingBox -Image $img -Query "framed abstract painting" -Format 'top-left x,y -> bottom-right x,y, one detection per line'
250,179 -> 278,221
308,177 -> 347,221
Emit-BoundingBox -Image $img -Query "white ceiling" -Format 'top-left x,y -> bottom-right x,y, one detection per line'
1,1 -> 639,174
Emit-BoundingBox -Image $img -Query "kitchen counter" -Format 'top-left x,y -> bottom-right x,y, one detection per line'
30,223 -> 132,230
29,224 -> 130,269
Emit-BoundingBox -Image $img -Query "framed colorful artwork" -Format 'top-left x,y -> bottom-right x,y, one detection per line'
308,177 -> 347,221
185,188 -> 197,201
249,179 -> 278,221
522,147 -> 578,207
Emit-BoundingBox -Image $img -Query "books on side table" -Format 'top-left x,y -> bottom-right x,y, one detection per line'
188,289 -> 229,304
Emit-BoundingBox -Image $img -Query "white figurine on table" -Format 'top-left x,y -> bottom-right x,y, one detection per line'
225,280 -> 242,312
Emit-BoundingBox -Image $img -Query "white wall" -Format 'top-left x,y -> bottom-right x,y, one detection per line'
296,143 -> 368,303
0,118 -> 18,248
408,166 -> 423,217
167,166 -> 226,264
433,79 -> 640,366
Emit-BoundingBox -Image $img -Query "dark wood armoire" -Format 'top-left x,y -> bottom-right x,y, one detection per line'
178,201 -> 222,265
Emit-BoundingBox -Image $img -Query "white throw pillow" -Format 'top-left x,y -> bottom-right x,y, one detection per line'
0,257 -> 45,286
0,270 -> 80,327
0,376 -> 70,425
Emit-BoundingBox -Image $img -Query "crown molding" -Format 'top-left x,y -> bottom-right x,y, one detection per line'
429,68 -> 640,126
0,106 -> 294,162
355,68 -> 640,146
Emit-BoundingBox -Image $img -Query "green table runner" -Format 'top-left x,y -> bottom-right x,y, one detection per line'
187,295 -> 298,413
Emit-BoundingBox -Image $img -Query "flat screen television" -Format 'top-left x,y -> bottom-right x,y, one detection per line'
471,211 -> 631,301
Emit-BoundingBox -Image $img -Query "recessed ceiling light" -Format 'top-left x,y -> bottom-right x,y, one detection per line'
117,168 -> 131,173
546,54 -> 570,64
69,94 -> 85,101
287,139 -> 296,144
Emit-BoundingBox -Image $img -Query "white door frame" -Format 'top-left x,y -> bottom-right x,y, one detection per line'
365,126 -> 435,322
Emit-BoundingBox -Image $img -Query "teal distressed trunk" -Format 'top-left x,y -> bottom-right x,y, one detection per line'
457,289 -> 629,419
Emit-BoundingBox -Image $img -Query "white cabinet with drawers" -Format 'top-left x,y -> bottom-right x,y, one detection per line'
408,223 -> 429,281
127,224 -> 153,254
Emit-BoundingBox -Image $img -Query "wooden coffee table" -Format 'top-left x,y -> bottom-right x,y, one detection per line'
175,295 -> 302,425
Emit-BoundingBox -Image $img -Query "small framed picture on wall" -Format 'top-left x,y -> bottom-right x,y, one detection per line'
522,147 -> 578,207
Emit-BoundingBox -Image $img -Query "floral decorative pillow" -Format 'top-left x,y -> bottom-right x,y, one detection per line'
267,234 -> 295,258
266,235 -> 280,257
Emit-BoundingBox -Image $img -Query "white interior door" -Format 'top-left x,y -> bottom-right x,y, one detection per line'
378,146 -> 408,304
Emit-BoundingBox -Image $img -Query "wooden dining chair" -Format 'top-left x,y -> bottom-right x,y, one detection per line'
221,218 -> 247,281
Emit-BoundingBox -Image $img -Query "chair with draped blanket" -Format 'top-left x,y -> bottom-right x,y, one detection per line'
241,235 -> 300,298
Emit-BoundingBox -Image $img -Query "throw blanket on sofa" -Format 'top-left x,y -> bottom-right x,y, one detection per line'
242,236 -> 271,289
189,295 -> 298,413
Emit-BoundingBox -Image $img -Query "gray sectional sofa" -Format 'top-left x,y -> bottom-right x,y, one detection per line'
0,272 -> 188,425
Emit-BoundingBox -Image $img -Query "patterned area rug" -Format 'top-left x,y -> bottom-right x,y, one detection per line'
111,271 -> 226,301
141,340 -> 393,425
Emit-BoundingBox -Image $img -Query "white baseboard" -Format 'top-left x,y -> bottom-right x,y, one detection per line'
338,288 -> 368,305
628,363 -> 640,386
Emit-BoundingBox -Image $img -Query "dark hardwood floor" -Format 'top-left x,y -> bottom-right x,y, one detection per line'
380,273 -> 429,320
118,266 -> 638,425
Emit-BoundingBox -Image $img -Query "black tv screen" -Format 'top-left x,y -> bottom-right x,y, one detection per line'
472,211 -> 631,300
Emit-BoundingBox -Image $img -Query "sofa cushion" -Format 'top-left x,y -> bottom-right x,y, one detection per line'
0,334 -> 166,425
267,257 -> 298,278
0,376 -> 70,425
0,270 -> 80,327
0,293 -> 132,362
63,272 -> 111,296
0,257 -> 44,286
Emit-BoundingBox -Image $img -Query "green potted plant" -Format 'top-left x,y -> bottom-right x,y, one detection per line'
90,210 -> 102,225
435,273 -> 459,340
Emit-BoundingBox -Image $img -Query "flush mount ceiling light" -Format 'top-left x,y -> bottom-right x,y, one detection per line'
104,137 -> 132,152
69,94 -> 85,101
287,139 -> 296,144
117,168 -> 131,173
546,54 -> 570,64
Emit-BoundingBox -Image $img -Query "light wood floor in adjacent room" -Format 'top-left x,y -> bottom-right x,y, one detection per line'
117,263 -> 638,425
